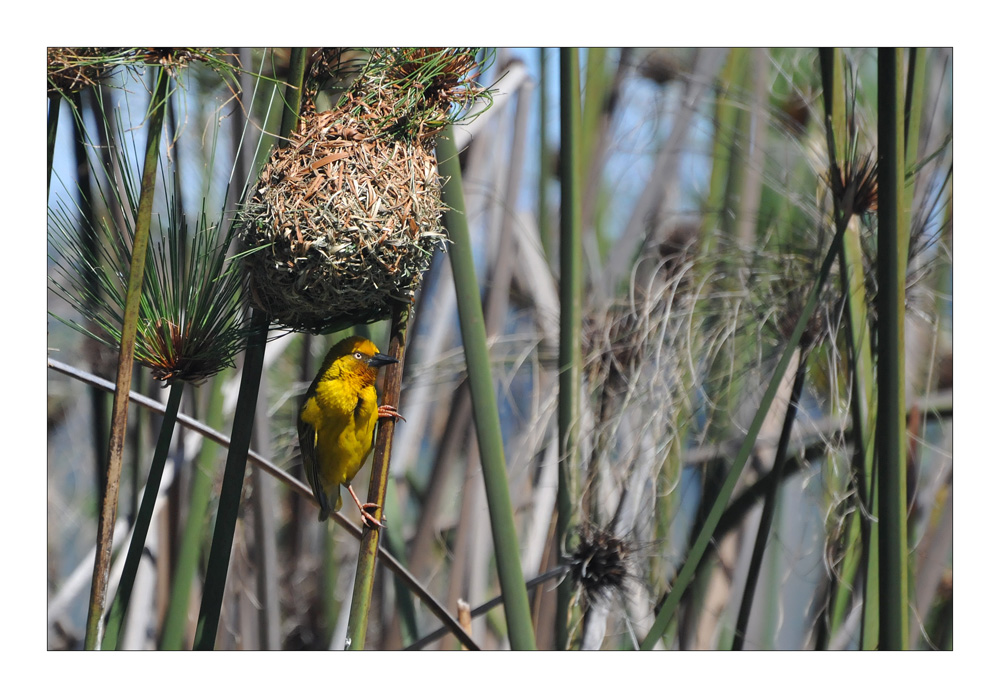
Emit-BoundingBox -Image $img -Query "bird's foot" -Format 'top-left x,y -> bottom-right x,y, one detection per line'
358,503 -> 384,529
378,404 -> 406,422
348,485 -> 385,529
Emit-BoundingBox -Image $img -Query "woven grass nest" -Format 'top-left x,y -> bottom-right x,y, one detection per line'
239,49 -> 488,334
240,103 -> 445,332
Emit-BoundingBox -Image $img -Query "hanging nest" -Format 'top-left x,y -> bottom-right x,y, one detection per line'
238,48 -> 490,333
238,95 -> 447,332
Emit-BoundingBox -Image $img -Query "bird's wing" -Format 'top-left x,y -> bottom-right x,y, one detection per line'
355,392 -> 378,450
298,405 -> 328,519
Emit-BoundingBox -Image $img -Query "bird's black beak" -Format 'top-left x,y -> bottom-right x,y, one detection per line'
368,353 -> 398,368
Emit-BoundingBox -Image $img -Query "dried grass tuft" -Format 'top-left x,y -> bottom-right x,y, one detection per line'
47,47 -> 119,94
568,524 -> 632,605
47,47 -> 235,95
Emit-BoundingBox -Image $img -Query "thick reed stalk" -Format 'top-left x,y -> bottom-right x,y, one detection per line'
103,381 -> 185,649
193,47 -> 308,650
346,302 -> 408,650
159,378 -> 225,649
555,46 -> 582,651
83,68 -> 170,650
876,46 -> 909,650
48,92 -> 61,196
818,47 -> 880,649
437,125 -> 537,650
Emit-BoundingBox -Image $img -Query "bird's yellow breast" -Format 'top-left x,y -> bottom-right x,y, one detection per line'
300,369 -> 379,492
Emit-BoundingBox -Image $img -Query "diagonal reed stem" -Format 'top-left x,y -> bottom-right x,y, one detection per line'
639,211 -> 852,650
731,355 -> 807,649
48,356 -> 482,650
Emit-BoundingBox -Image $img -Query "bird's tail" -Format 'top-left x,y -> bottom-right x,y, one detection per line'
316,492 -> 341,522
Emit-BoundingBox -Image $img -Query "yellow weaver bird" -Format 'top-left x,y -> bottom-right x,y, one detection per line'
298,336 -> 403,528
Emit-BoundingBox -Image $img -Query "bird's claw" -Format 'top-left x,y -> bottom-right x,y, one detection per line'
359,503 -> 385,529
378,404 -> 406,422
348,485 -> 386,529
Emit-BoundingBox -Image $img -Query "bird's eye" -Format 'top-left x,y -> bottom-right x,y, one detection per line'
354,352 -> 364,360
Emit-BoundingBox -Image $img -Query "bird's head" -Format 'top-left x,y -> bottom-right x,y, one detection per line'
323,336 -> 398,385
